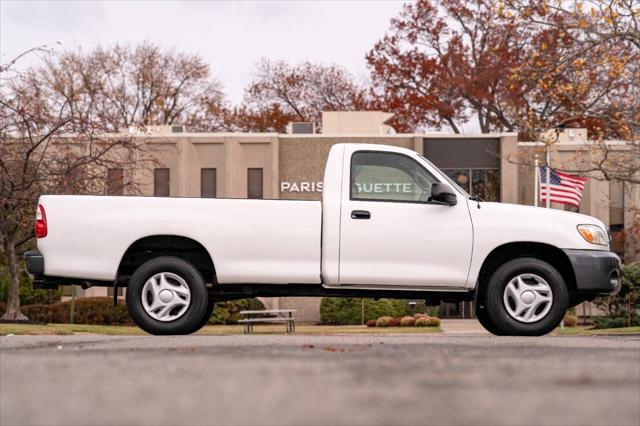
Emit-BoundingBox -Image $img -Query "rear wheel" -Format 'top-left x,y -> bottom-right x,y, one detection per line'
126,256 -> 208,335
484,257 -> 568,336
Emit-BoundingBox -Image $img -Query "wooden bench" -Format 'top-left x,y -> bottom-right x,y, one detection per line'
238,309 -> 296,334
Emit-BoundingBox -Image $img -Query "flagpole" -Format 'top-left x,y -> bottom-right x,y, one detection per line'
534,156 -> 539,207
548,129 -> 563,330
545,145 -> 551,209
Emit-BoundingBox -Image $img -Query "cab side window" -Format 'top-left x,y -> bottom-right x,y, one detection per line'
350,151 -> 438,202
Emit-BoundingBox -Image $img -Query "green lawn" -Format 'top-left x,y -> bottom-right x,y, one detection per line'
554,326 -> 640,336
0,323 -> 441,336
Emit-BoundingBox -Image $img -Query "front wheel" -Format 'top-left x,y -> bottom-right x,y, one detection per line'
475,304 -> 505,336
126,256 -> 208,335
484,257 -> 568,336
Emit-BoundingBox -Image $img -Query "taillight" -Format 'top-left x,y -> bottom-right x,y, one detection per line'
35,204 -> 47,238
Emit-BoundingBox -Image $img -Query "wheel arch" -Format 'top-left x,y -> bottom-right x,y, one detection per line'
117,235 -> 216,284
474,242 -> 577,308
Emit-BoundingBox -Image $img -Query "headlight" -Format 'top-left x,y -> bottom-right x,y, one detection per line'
577,224 -> 609,246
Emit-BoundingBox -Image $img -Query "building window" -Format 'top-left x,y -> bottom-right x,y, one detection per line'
106,168 -> 124,195
351,151 -> 437,202
247,168 -> 263,199
442,169 -> 500,202
445,170 -> 470,193
154,168 -> 170,197
201,168 -> 217,198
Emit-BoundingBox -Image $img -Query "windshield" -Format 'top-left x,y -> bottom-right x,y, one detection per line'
419,155 -> 471,198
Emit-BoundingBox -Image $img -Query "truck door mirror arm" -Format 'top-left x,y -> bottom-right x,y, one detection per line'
430,183 -> 457,206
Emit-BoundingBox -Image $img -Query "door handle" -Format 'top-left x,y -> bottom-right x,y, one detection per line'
351,210 -> 371,220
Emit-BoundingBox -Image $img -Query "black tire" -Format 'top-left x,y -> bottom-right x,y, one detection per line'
485,257 -> 569,336
186,298 -> 216,334
475,304 -> 505,336
126,256 -> 208,335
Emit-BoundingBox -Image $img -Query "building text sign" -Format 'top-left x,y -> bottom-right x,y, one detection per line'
280,181 -> 415,194
280,182 -> 324,193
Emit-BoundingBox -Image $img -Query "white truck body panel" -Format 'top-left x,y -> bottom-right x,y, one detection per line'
38,196 -> 322,284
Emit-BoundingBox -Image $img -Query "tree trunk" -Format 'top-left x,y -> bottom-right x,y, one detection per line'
1,242 -> 28,321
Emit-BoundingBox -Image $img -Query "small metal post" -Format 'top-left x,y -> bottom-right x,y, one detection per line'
70,285 -> 76,324
545,147 -> 551,209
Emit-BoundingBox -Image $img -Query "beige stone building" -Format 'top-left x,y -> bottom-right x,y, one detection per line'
77,112 -> 639,322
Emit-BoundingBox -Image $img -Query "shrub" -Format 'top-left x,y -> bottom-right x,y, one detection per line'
415,316 -> 440,327
208,298 -> 264,325
563,315 -> 578,327
593,261 -> 640,328
365,319 -> 377,327
0,263 -> 62,306
376,316 -> 394,327
21,297 -> 132,325
400,316 -> 416,326
388,318 -> 401,327
320,298 -> 411,325
593,316 -> 629,329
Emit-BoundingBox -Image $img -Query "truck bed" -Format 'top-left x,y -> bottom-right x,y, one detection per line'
38,195 -> 322,284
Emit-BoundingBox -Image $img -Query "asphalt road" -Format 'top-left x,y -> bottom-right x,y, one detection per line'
1,333 -> 639,426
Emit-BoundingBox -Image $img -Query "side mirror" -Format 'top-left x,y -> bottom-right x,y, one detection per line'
430,183 -> 457,206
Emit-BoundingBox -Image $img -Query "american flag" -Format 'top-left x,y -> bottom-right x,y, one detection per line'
538,167 -> 587,207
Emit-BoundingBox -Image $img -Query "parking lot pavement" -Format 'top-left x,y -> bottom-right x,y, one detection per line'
1,334 -> 639,426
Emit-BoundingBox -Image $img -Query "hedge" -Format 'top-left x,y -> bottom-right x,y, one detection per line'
14,296 -> 264,326
320,298 -> 411,325
21,297 -> 132,325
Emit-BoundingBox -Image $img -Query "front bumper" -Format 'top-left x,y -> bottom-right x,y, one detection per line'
563,249 -> 621,295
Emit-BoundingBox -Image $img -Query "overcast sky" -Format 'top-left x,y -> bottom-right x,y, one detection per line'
1,0 -> 405,104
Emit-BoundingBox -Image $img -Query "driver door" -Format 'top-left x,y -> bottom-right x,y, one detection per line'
338,149 -> 473,288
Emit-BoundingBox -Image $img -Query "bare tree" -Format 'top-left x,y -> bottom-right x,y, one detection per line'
31,42 -> 228,133
236,59 -> 369,132
0,48 -> 154,321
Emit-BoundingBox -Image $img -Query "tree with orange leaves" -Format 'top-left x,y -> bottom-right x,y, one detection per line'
368,0 -> 638,145
367,0 -> 522,134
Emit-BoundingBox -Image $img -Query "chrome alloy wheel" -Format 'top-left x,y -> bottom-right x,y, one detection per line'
141,272 -> 191,322
503,273 -> 553,323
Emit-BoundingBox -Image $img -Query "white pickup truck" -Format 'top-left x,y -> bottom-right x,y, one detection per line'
25,143 -> 620,335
